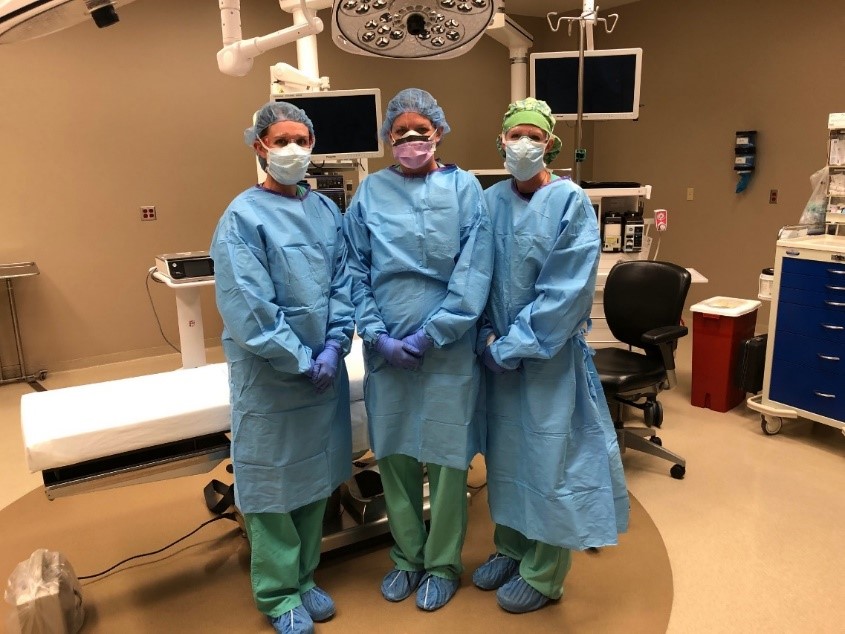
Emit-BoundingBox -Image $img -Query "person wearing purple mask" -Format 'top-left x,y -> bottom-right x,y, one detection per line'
343,88 -> 493,612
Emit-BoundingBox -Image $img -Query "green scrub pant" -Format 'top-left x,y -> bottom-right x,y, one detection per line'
243,498 -> 327,617
378,453 -> 468,580
494,523 -> 572,600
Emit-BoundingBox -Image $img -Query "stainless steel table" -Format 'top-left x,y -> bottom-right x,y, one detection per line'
0,262 -> 46,385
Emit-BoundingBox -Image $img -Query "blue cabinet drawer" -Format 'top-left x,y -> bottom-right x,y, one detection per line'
780,271 -> 845,294
778,283 -> 845,308
770,360 -> 845,420
776,302 -> 845,341
782,257 -> 845,281
772,331 -> 845,375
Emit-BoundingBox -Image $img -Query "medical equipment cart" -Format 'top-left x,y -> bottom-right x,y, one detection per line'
746,234 -> 845,436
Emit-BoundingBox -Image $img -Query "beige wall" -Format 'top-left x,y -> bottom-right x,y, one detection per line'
2,0 -> 843,373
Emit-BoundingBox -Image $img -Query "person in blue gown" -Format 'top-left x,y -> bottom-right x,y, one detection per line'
471,97 -> 630,614
343,88 -> 493,612
210,101 -> 354,634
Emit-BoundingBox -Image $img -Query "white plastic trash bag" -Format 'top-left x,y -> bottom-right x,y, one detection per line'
4,549 -> 84,634
798,166 -> 829,226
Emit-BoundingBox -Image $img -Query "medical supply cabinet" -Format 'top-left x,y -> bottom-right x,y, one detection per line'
751,234 -> 845,435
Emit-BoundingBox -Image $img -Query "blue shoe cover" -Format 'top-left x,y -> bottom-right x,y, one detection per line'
472,553 -> 519,590
381,568 -> 425,602
415,573 -> 459,611
268,605 -> 314,634
496,576 -> 551,614
300,586 -> 335,622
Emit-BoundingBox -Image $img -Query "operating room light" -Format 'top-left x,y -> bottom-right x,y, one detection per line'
332,0 -> 501,60
0,0 -> 133,44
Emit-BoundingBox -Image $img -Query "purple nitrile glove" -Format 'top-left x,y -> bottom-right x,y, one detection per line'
375,334 -> 421,370
312,340 -> 341,393
401,328 -> 433,358
305,359 -> 318,379
482,346 -> 508,375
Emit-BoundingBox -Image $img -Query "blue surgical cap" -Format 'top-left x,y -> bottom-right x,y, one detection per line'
380,88 -> 451,142
244,100 -> 315,147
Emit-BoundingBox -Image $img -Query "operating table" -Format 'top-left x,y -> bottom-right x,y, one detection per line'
20,339 -> 369,501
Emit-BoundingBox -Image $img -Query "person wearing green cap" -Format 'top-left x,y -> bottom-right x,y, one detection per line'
472,97 -> 630,613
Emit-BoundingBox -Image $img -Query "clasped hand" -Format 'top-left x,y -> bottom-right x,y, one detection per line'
376,332 -> 429,370
482,346 -> 509,374
309,340 -> 341,393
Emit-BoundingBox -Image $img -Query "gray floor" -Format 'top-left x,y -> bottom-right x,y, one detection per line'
1,339 -> 843,633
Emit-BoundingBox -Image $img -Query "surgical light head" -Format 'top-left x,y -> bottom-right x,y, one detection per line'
332,0 -> 501,60
0,0 -> 134,45
381,88 -> 450,142
245,100 -> 316,169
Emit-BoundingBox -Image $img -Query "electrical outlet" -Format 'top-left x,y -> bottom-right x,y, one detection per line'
769,189 -> 778,204
140,205 -> 157,221
686,187 -> 694,201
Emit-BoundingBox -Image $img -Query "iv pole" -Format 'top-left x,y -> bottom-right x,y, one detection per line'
547,2 -> 618,185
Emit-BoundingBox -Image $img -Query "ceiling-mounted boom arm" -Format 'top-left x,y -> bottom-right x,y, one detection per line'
485,11 -> 533,102
217,0 -> 323,77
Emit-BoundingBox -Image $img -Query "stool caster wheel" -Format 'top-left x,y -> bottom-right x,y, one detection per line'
644,401 -> 663,428
670,464 -> 685,480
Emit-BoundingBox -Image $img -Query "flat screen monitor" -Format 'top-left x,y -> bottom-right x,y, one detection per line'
530,48 -> 642,121
470,168 -> 572,190
271,89 -> 384,161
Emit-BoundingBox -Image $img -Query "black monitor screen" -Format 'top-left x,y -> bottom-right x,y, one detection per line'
272,92 -> 382,159
474,173 -> 512,189
532,49 -> 641,121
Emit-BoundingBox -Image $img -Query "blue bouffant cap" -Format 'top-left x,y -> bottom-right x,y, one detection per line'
380,88 -> 450,142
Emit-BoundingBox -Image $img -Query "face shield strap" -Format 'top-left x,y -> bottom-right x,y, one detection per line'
391,129 -> 438,147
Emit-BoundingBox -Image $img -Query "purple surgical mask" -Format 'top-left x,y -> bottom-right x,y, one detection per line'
392,140 -> 435,169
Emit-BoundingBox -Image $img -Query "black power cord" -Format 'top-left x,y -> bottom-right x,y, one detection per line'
78,512 -> 238,581
145,267 -> 181,354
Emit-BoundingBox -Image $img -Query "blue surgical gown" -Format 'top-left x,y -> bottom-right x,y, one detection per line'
210,184 -> 354,514
343,165 -> 493,470
479,177 -> 629,550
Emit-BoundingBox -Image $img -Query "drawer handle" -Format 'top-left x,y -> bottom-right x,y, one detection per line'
830,269 -> 845,275
821,324 -> 844,330
825,300 -> 845,307
826,285 -> 845,291
785,250 -> 801,256
817,354 -> 841,361
813,391 -> 836,399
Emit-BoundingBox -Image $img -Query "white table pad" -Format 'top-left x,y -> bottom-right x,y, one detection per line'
22,340 -> 368,472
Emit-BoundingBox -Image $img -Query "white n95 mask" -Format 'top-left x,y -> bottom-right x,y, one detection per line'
263,143 -> 312,185
504,136 -> 547,181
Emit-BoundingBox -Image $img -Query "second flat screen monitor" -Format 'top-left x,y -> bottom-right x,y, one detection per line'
531,48 -> 642,121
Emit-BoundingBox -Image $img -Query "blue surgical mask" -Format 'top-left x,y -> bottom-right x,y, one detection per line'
503,136 -> 547,181
261,141 -> 312,185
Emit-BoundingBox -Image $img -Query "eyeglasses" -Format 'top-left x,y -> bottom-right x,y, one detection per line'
261,135 -> 312,149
